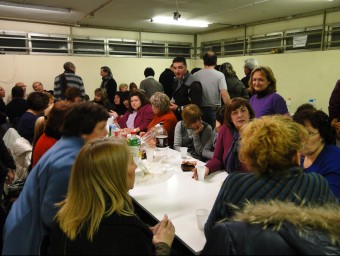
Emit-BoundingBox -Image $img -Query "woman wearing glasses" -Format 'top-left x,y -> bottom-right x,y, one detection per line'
293,109 -> 340,199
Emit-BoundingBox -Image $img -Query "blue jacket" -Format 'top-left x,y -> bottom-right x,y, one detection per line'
2,136 -> 85,255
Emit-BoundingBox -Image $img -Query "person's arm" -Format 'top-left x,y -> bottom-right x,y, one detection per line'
118,111 -> 129,129
205,125 -> 227,173
173,122 -> 183,151
79,78 -> 86,98
136,105 -> 154,132
53,76 -> 62,101
192,123 -> 213,157
202,131 -> 216,160
151,215 -> 175,255
221,89 -> 231,105
273,94 -> 289,115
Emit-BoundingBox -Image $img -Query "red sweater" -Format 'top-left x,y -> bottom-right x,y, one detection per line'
32,133 -> 58,167
147,110 -> 178,147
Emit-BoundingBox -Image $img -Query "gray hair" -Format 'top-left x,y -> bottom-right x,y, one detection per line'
244,58 -> 258,70
150,92 -> 170,114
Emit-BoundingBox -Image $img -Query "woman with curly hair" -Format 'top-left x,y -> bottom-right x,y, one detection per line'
204,115 -> 337,237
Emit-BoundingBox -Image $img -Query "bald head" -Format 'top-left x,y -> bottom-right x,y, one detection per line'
15,82 -> 27,93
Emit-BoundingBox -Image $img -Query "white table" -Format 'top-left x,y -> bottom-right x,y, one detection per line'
129,148 -> 228,254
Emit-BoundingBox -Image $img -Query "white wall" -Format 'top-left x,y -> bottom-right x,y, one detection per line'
1,17 -> 340,113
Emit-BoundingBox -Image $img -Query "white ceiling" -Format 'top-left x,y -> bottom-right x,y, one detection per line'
1,0 -> 340,34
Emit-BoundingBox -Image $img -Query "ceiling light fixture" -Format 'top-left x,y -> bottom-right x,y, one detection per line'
0,1 -> 71,13
151,16 -> 209,28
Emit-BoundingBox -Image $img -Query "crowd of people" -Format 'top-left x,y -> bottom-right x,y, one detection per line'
0,50 -> 339,255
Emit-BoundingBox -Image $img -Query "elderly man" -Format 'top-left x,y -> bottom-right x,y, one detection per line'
6,82 -> 28,104
32,81 -> 54,95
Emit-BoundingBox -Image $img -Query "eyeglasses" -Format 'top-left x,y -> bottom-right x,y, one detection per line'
307,130 -> 319,137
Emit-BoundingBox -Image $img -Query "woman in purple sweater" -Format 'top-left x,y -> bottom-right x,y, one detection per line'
249,66 -> 288,118
192,98 -> 255,180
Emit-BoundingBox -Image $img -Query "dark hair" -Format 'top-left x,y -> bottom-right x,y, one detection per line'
65,87 -> 81,102
45,101 -> 71,137
295,103 -> 316,114
219,62 -> 237,78
293,109 -> 336,144
101,66 -> 112,76
121,91 -> 130,102
61,102 -> 109,136
216,105 -> 226,125
63,62 -> 75,71
129,82 -> 138,92
11,86 -> 24,98
27,92 -> 49,112
144,67 -> 155,77
127,91 -> 150,112
190,68 -> 201,75
249,66 -> 277,95
172,56 -> 187,66
203,51 -> 217,66
225,97 -> 255,128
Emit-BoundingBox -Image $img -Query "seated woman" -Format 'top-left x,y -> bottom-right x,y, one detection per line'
202,200 -> 340,255
174,104 -> 212,160
17,92 -> 50,144
31,101 -> 70,167
194,98 -> 254,179
91,88 -> 112,111
202,106 -> 226,160
3,102 -> 110,255
117,91 -> 154,133
48,138 -> 175,255
110,91 -> 128,118
249,66 -> 288,117
204,115 -> 337,237
293,109 -> 340,199
147,92 -> 177,147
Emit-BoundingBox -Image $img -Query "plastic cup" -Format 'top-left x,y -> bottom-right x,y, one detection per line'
196,209 -> 209,231
180,147 -> 187,159
145,147 -> 155,161
197,166 -> 206,181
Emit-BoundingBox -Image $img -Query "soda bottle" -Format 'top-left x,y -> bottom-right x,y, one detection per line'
155,122 -> 168,157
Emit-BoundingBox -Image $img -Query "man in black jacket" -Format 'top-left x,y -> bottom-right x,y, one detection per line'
170,57 -> 202,121
100,66 -> 117,106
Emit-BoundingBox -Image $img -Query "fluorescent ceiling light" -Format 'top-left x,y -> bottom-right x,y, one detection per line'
0,1 -> 71,13
151,16 -> 209,28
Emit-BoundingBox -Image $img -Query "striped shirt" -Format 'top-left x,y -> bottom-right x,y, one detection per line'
54,71 -> 85,101
204,167 -> 338,237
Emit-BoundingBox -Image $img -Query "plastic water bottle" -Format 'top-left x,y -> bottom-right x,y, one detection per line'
155,122 -> 168,157
111,117 -> 121,138
129,131 -> 140,163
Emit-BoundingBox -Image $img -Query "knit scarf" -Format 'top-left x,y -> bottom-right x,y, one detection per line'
224,127 -> 240,173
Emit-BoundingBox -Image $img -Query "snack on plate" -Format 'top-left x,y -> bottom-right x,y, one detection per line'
181,160 -> 197,172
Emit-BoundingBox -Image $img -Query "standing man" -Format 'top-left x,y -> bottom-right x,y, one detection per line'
159,64 -> 175,99
100,66 -> 117,106
54,62 -> 85,101
241,58 -> 258,89
170,57 -> 202,121
140,67 -> 164,99
193,51 -> 230,129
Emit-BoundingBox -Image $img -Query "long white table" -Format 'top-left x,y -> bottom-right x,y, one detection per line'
129,148 -> 228,254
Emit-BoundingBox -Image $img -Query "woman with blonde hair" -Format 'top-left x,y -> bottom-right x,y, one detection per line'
48,138 -> 175,255
204,115 -> 337,237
